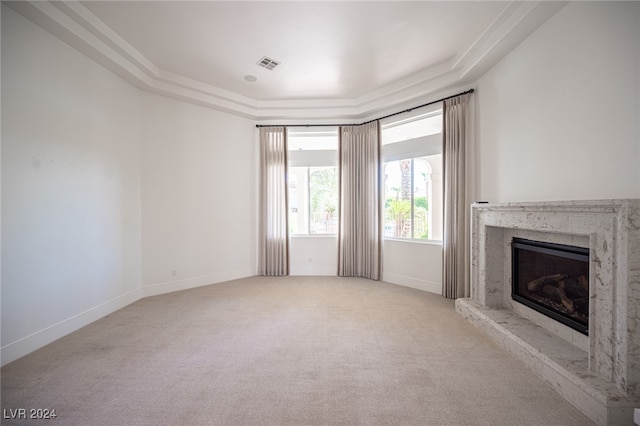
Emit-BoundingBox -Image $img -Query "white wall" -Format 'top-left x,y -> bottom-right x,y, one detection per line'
475,1 -> 640,203
382,240 -> 442,294
1,6 -> 257,366
140,93 -> 256,296
288,235 -> 443,295
289,236 -> 337,275
1,6 -> 142,364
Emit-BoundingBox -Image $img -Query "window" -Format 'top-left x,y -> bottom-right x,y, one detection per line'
287,128 -> 338,235
381,107 -> 443,241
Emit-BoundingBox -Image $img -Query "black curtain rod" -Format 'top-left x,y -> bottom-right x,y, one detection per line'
255,88 -> 474,128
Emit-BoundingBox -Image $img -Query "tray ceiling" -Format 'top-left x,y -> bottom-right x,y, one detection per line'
5,1 -> 567,121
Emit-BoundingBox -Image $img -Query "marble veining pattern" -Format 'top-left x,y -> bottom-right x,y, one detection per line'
458,199 -> 640,426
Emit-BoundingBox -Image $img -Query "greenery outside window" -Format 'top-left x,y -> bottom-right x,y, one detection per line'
289,166 -> 337,234
384,157 -> 433,239
381,108 -> 443,241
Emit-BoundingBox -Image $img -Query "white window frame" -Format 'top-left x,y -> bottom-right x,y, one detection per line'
381,105 -> 443,243
287,127 -> 339,236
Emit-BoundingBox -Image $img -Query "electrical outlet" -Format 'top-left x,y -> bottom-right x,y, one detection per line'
308,257 -> 312,263
171,270 -> 177,277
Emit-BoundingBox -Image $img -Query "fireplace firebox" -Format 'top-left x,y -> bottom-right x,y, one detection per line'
511,238 -> 589,335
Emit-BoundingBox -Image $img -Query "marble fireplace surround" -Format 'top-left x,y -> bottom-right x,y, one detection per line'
455,200 -> 640,426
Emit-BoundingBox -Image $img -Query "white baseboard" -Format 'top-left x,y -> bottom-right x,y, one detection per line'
1,288 -> 142,367
1,270 -> 435,367
290,266 -> 337,276
382,272 -> 442,294
142,267 -> 255,297
2,269 -> 256,366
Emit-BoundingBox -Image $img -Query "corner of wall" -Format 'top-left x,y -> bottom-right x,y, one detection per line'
1,289 -> 142,366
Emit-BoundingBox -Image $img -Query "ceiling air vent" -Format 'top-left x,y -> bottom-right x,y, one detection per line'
256,56 -> 280,70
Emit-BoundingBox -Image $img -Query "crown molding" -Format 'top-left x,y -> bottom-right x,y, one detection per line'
5,1 -> 567,121
453,1 -> 568,80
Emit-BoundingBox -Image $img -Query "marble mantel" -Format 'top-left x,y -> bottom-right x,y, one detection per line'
455,199 -> 640,426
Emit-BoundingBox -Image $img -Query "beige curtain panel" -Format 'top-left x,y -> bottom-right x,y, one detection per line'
338,122 -> 381,280
442,93 -> 472,299
258,127 -> 289,276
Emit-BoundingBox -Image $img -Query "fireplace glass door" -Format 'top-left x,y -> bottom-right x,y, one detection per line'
511,238 -> 589,335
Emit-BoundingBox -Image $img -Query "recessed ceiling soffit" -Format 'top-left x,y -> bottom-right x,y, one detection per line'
5,1 -> 566,121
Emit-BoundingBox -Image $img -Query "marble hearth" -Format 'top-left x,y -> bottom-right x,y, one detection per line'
455,200 -> 640,426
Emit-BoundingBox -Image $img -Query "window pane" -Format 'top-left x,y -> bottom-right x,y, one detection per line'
381,109 -> 443,242
287,127 -> 338,235
309,167 -> 338,234
384,155 -> 442,241
413,159 -> 430,239
423,153 -> 443,241
384,160 -> 411,239
288,167 -> 308,234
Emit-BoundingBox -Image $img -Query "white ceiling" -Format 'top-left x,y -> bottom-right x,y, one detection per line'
81,1 -> 504,101
7,1 -> 567,121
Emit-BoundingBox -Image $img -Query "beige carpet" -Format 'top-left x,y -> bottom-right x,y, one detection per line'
1,276 -> 593,425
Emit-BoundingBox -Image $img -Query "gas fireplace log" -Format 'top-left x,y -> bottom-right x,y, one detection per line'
577,275 -> 588,291
541,284 -> 575,313
541,284 -> 557,299
562,277 -> 589,299
526,274 -> 568,292
556,287 -> 575,312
